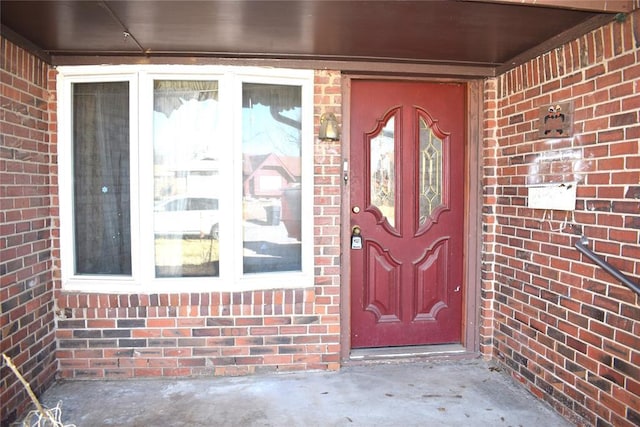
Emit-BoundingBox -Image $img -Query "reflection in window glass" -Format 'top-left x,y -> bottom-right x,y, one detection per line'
152,80 -> 220,277
73,82 -> 131,275
370,117 -> 395,227
242,83 -> 302,274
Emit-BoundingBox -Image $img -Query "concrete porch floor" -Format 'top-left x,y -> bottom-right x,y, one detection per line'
30,358 -> 573,427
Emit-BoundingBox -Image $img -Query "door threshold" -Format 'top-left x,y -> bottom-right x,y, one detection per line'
350,344 -> 467,361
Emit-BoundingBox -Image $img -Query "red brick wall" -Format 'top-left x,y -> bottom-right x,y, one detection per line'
482,11 -> 640,426
0,37 -> 57,425
52,70 -> 343,379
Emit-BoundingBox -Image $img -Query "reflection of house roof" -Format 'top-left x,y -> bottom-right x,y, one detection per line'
243,153 -> 300,183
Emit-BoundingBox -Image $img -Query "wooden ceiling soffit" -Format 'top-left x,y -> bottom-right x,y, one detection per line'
495,13 -> 615,75
463,0 -> 636,13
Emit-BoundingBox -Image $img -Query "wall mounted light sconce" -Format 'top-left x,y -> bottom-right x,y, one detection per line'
319,112 -> 340,141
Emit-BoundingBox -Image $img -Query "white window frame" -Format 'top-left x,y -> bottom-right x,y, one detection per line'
57,65 -> 315,293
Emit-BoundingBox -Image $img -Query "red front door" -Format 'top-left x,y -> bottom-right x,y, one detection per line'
350,80 -> 465,348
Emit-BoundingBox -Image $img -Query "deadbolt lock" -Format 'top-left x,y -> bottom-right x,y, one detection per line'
351,226 -> 362,250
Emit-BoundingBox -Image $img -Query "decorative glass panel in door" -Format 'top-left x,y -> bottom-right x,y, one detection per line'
418,115 -> 444,227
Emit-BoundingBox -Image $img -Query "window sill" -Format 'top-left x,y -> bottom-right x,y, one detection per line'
61,272 -> 315,294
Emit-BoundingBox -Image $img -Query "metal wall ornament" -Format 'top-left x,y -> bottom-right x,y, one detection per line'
538,101 -> 574,138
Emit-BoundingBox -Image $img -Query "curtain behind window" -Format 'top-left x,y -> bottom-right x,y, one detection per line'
73,82 -> 131,275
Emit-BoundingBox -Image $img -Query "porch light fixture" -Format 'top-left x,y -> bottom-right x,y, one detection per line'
319,112 -> 340,141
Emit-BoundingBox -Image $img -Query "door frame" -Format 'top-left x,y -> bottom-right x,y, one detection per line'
340,75 -> 484,361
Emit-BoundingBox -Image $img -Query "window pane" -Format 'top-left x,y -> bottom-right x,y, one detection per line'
370,117 -> 395,227
152,80 -> 220,278
242,83 -> 302,274
73,82 -> 131,275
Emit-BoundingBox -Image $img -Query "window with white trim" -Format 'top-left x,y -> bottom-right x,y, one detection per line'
58,66 -> 314,292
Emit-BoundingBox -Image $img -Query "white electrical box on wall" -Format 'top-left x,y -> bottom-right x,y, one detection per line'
527,182 -> 577,211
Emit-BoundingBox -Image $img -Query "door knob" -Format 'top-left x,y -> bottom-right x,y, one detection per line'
352,206 -> 360,213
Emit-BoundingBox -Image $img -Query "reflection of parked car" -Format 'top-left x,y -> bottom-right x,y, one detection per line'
154,196 -> 219,238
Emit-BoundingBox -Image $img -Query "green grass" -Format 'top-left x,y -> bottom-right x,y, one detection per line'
155,237 -> 219,267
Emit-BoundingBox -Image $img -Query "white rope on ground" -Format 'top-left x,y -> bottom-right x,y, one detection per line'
1,354 -> 76,427
20,401 -> 76,427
